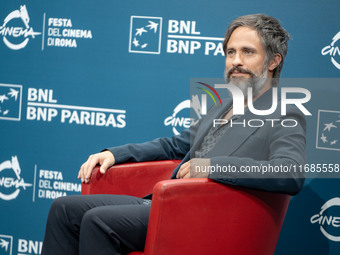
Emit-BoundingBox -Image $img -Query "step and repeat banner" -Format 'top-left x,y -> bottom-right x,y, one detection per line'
0,0 -> 339,254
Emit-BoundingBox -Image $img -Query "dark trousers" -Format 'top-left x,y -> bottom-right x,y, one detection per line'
41,194 -> 151,255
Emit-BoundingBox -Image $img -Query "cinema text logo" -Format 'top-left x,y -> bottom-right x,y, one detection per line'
46,17 -> 93,48
0,156 -> 32,201
0,5 -> 41,50
35,168 -> 81,200
311,197 -> 340,242
129,16 -> 224,56
322,31 -> 340,70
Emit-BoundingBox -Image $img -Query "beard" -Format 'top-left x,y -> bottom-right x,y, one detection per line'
224,66 -> 268,98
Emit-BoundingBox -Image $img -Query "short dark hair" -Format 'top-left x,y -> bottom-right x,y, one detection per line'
223,14 -> 290,85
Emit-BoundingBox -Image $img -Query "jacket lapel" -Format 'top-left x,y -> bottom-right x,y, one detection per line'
190,99 -> 233,152
205,88 -> 275,157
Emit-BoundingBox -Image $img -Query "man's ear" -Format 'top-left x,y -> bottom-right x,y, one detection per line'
268,53 -> 282,72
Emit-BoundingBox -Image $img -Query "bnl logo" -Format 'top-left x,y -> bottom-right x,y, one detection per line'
129,16 -> 162,54
0,84 -> 22,121
316,110 -> 340,151
0,235 -> 13,255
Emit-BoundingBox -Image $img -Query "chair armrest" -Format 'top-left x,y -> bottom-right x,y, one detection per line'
144,178 -> 290,255
81,160 -> 181,197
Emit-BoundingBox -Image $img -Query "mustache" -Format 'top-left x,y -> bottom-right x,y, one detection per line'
226,66 -> 254,78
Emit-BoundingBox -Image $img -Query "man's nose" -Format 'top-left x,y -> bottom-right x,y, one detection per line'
232,52 -> 243,66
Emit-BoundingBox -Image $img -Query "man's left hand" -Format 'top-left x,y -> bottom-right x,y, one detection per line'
176,158 -> 210,179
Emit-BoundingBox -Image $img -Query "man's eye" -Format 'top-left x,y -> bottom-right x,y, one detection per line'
227,51 -> 235,56
244,50 -> 254,55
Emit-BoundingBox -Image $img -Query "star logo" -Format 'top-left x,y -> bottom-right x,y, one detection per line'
0,239 -> 9,252
0,235 -> 12,255
0,84 -> 22,121
316,110 -> 340,151
330,139 -> 338,145
146,21 -> 159,33
129,16 -> 162,54
0,94 -> 9,103
320,133 -> 328,143
135,27 -> 147,36
132,37 -> 139,47
323,122 -> 337,132
8,89 -> 19,101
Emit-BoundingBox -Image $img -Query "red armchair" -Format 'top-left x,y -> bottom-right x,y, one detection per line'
81,160 -> 290,255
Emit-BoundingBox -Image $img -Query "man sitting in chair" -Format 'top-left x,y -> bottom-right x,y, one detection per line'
42,14 -> 306,255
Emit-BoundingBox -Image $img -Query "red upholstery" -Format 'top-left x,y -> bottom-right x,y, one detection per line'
81,160 -> 290,255
81,160 -> 181,197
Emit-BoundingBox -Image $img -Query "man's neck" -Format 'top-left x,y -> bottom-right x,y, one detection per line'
247,79 -> 273,105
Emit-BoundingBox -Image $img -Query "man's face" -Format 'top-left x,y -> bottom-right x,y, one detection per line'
225,26 -> 269,98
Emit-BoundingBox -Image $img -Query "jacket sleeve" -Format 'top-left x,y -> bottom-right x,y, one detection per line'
106,127 -> 194,164
207,106 -> 307,195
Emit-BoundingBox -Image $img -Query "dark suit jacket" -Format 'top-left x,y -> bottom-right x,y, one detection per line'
108,89 -> 306,195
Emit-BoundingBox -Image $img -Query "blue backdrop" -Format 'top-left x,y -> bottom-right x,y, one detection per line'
0,0 -> 340,254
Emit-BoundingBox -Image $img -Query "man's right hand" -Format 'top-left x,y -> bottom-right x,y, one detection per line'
78,150 -> 115,183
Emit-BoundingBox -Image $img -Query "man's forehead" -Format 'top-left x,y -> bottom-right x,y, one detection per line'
229,26 -> 259,38
227,26 -> 262,47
